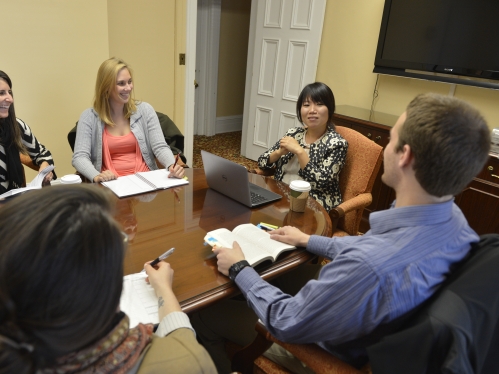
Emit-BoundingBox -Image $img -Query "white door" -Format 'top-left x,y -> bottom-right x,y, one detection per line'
242,0 -> 326,161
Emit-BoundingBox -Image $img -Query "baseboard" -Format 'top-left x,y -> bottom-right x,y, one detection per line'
215,115 -> 243,134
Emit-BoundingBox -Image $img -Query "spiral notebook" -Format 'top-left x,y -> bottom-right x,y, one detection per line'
101,169 -> 188,198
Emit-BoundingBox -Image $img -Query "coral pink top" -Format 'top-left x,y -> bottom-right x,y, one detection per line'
102,128 -> 149,176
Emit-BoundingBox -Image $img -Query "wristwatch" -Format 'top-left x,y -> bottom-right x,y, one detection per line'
228,260 -> 250,281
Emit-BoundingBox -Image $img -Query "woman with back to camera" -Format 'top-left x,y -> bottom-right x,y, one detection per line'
257,82 -> 347,211
72,57 -> 184,183
0,70 -> 55,194
0,184 -> 216,373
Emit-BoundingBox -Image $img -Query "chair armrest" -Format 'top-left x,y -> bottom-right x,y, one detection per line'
233,321 -> 364,374
329,193 -> 372,231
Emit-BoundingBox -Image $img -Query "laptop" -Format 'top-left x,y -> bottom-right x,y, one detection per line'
201,150 -> 282,208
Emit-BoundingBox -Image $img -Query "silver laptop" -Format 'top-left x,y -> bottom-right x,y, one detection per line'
201,150 -> 282,208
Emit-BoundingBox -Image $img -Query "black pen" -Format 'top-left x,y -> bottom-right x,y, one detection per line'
141,247 -> 175,273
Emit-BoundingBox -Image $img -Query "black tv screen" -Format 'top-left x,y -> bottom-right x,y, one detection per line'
374,0 -> 499,89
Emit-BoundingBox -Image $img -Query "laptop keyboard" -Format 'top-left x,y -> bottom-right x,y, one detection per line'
250,191 -> 267,204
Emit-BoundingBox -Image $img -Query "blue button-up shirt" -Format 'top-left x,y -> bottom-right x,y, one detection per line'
235,200 -> 478,355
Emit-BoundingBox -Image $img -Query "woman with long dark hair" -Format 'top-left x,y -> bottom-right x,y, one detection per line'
257,82 -> 348,211
0,70 -> 55,193
0,185 -> 215,373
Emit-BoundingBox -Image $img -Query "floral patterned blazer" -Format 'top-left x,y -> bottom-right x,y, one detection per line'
258,126 -> 348,211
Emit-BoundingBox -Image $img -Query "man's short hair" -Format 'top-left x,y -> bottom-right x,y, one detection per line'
396,93 -> 490,197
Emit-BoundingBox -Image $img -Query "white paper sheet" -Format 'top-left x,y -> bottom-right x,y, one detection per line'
120,272 -> 159,327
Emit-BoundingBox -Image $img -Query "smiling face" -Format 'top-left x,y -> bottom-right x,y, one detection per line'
0,79 -> 13,119
300,97 -> 329,130
109,68 -> 133,107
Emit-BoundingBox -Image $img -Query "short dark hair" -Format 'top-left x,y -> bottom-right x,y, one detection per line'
397,93 -> 490,196
0,185 -> 125,372
296,82 -> 336,129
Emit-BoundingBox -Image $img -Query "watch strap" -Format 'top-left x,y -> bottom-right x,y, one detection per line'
229,260 -> 250,280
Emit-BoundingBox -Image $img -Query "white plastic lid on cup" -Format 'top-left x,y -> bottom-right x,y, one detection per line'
289,180 -> 311,192
60,174 -> 82,184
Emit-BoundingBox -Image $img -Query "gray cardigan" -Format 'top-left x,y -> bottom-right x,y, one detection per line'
72,102 -> 175,181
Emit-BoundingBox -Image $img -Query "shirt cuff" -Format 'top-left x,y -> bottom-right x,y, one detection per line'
154,311 -> 195,338
235,266 -> 262,294
307,235 -> 335,258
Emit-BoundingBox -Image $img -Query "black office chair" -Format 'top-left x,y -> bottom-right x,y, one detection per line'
67,111 -> 187,164
367,233 -> 499,374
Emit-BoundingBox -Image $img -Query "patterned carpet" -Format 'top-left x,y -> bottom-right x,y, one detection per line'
192,131 -> 259,170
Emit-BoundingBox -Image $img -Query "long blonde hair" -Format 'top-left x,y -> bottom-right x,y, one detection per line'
93,57 -> 137,126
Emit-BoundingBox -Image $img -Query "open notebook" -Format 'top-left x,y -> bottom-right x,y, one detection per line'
102,169 -> 188,198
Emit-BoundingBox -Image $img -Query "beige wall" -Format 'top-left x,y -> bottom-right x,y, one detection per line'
108,0 -> 183,130
3,0 -> 109,179
4,0 -> 184,180
216,0 -> 252,117
317,0 -> 499,130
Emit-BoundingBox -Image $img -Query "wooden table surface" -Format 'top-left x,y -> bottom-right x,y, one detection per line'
114,168 -> 332,313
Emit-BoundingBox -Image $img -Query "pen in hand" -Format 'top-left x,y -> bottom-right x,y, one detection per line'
141,247 -> 175,273
169,153 -> 181,178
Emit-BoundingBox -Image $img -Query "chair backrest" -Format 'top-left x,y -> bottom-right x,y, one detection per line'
334,126 -> 383,235
367,234 -> 499,374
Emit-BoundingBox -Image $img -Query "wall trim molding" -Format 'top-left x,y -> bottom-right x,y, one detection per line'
216,115 -> 243,133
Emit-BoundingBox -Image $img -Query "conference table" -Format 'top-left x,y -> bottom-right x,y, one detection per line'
115,168 -> 332,313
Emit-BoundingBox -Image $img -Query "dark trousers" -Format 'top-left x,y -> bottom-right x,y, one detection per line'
190,264 -> 321,373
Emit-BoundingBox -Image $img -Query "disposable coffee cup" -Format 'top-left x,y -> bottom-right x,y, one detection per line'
289,180 -> 311,212
60,174 -> 82,184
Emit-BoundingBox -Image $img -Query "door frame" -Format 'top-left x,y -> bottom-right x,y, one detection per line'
194,0 -> 221,137
186,0 -> 257,163
184,0 -> 198,167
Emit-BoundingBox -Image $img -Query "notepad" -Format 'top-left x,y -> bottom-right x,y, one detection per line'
101,169 -> 188,198
120,272 -> 159,328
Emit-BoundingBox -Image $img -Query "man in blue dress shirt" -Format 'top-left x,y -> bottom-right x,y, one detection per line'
191,93 -> 491,373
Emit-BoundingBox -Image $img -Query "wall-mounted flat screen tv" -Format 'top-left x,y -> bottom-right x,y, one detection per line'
374,0 -> 499,90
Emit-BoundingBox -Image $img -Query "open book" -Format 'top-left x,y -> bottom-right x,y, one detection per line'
0,164 -> 54,199
101,169 -> 188,198
204,223 -> 296,267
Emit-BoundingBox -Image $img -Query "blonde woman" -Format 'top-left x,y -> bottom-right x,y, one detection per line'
72,58 -> 184,183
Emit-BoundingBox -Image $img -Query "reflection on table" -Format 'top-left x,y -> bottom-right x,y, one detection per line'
114,168 -> 332,313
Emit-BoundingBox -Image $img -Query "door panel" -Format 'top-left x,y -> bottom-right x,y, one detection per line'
242,0 -> 326,161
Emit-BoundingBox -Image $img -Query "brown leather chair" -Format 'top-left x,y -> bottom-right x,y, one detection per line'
329,126 -> 382,236
250,126 -> 383,236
